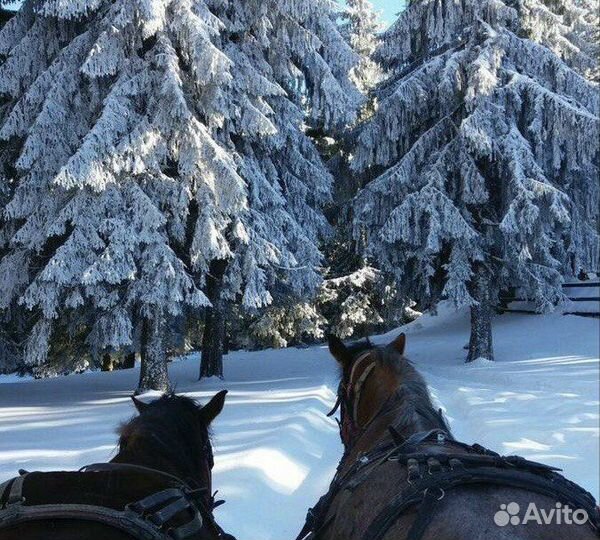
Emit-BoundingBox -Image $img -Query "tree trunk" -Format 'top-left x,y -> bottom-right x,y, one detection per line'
137,307 -> 170,394
466,263 -> 494,362
123,352 -> 136,369
101,353 -> 113,371
199,259 -> 228,380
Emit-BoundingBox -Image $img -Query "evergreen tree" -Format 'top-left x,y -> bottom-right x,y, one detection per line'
0,0 -> 244,390
341,0 -> 384,95
317,0 -> 388,342
0,0 -> 360,383
520,0 -> 599,81
194,0 -> 360,377
319,266 -> 386,339
0,0 -> 21,375
242,301 -> 326,350
353,0 -> 599,362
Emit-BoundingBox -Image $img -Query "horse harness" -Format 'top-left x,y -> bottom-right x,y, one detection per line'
298,351 -> 600,540
326,350 -> 378,450
0,463 -> 236,540
297,425 -> 600,540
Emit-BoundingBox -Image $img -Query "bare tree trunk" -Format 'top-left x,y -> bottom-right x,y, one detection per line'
123,351 -> 136,369
199,259 -> 228,380
137,307 -> 170,394
466,262 -> 494,362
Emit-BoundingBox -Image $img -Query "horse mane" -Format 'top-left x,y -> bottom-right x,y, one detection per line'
116,393 -> 211,481
363,339 -> 452,436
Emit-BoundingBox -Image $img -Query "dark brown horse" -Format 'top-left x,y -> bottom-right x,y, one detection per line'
0,391 -> 236,540
296,334 -> 599,540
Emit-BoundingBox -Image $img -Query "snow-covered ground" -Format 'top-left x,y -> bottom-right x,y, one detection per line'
0,307 -> 598,539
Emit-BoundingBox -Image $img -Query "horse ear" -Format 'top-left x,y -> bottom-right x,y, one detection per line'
200,390 -> 228,425
391,333 -> 406,355
328,334 -> 351,366
131,395 -> 148,413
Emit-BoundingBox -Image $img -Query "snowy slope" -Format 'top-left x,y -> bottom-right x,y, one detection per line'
0,307 -> 598,540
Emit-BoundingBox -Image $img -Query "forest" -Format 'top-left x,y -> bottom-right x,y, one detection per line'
0,0 -> 598,394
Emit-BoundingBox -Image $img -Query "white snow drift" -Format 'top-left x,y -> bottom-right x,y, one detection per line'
0,306 -> 598,540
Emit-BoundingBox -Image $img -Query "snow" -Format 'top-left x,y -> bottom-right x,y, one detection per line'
0,372 -> 32,384
1,307 -> 598,539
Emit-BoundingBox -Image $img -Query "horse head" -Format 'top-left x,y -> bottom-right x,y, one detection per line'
117,391 -> 227,490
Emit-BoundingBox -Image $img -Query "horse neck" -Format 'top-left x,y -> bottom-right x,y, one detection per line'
345,365 -> 447,464
386,380 -> 446,440
111,441 -> 181,479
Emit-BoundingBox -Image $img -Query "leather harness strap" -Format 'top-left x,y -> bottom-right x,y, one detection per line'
351,360 -> 377,426
80,462 -> 198,491
327,351 -> 375,420
328,350 -> 381,450
0,464 -> 233,540
0,501 -> 168,539
82,462 -> 219,522
362,450 -> 600,540
7,475 -> 25,505
348,352 -> 372,387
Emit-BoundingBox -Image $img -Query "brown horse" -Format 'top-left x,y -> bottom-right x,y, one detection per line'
0,391 -> 236,540
296,334 -> 599,540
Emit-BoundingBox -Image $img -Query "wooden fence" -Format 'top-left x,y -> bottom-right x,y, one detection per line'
497,281 -> 600,318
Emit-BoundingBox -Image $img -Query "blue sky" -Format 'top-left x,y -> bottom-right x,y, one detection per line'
370,0 -> 406,25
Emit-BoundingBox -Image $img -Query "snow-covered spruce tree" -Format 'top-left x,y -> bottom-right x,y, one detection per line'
0,1 -> 20,375
331,0 -> 384,203
353,0 -> 599,362
520,0 -> 599,82
341,0 -> 384,96
240,301 -> 326,350
0,0 -> 248,390
315,219 -> 406,340
192,0 -> 360,377
303,0 -> 387,344
319,265 -> 385,339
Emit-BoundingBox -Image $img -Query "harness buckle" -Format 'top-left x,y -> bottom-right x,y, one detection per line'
448,458 -> 464,471
427,458 -> 442,475
423,486 -> 445,501
406,458 -> 421,485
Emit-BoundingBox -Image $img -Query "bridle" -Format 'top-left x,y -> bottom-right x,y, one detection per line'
296,344 -> 600,540
327,349 -> 379,450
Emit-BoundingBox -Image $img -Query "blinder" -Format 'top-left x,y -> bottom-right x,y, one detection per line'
329,350 -> 378,450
